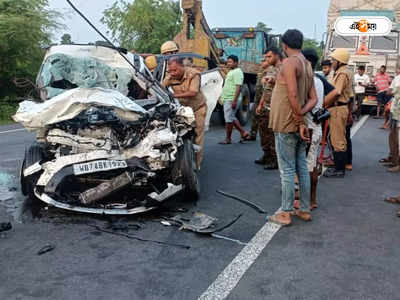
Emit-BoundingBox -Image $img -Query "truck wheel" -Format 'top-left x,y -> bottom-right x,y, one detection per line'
21,142 -> 43,203
237,84 -> 251,125
180,139 -> 200,201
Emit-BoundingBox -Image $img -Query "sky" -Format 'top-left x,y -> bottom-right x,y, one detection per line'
49,0 -> 330,44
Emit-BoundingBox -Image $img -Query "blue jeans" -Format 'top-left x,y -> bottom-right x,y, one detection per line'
275,132 -> 311,213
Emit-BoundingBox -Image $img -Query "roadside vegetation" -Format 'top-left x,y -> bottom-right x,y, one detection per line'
0,0 -> 61,124
0,0 -> 323,124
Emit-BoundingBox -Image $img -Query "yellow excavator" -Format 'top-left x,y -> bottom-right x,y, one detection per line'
172,0 -> 222,69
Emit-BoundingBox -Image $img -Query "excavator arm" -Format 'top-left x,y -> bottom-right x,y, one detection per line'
173,0 -> 222,68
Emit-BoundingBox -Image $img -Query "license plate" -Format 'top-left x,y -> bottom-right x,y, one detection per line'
73,160 -> 127,175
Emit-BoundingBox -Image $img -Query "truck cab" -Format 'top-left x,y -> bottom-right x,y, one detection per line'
212,28 -> 279,123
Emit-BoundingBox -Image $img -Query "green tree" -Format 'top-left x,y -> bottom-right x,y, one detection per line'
101,0 -> 182,53
0,0 -> 62,100
255,22 -> 272,33
61,33 -> 73,44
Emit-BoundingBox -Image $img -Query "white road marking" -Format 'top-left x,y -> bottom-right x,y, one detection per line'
0,128 -> 25,134
198,114 -> 370,300
351,115 -> 369,138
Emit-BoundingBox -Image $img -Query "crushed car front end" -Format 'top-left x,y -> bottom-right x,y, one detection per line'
14,45 -> 200,215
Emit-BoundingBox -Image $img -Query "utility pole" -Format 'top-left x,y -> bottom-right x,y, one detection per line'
314,24 -> 317,41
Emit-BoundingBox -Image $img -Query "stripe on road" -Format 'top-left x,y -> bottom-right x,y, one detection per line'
198,114 -> 369,300
0,128 -> 25,134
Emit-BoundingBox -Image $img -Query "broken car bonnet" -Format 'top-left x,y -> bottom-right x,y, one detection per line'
16,44 -> 199,215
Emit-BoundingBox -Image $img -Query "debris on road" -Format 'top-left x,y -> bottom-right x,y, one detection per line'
171,212 -> 242,234
87,224 -> 190,249
161,220 -> 172,226
0,222 -> 12,232
37,244 -> 55,255
217,189 -> 268,214
210,233 -> 248,246
105,220 -> 141,232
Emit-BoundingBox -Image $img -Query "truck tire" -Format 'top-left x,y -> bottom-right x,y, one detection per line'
181,139 -> 200,201
21,142 -> 43,203
237,84 -> 251,125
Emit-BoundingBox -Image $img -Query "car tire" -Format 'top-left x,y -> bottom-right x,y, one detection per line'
181,138 -> 200,201
237,84 -> 251,126
21,142 -> 43,203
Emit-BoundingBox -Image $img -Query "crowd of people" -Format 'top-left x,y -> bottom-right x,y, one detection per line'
151,28 -> 400,223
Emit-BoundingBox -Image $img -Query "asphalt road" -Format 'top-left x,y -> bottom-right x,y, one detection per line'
0,118 -> 399,300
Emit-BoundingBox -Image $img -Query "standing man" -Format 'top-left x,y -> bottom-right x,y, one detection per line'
386,68 -> 400,172
219,55 -> 251,144
162,57 -> 207,168
373,65 -> 392,119
383,68 -> 400,217
268,29 -> 318,226
354,65 -> 369,119
302,48 -> 326,210
255,47 -> 282,170
249,61 -> 268,141
321,59 -> 334,83
323,48 -> 353,178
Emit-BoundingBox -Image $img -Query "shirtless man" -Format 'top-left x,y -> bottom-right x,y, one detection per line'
268,29 -> 318,226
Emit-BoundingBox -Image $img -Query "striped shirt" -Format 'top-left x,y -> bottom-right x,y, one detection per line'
373,72 -> 391,93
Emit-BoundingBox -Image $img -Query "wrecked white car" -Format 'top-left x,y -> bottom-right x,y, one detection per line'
14,44 -> 201,215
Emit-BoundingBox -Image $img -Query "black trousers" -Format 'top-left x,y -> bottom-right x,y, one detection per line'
346,124 -> 352,165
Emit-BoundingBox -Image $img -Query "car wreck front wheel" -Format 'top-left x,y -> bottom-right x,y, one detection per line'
181,139 -> 200,201
21,142 -> 44,206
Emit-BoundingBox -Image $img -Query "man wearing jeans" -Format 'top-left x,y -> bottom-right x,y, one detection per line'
268,29 -> 318,226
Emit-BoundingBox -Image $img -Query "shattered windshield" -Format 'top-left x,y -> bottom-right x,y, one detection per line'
37,45 -> 139,100
330,34 -> 358,49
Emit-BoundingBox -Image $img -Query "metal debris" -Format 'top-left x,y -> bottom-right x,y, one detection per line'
216,189 -> 268,214
37,244 -> 55,255
171,213 -> 242,234
87,224 -> 190,249
210,233 -> 248,246
0,222 -> 12,232
161,221 -> 172,226
105,220 -> 141,231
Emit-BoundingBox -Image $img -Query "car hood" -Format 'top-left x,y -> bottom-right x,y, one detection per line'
13,87 -> 148,131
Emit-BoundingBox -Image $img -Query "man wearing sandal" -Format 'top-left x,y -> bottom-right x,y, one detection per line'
268,29 -> 318,226
219,55 -> 251,144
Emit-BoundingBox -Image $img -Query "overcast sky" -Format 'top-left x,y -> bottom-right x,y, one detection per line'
49,0 -> 330,44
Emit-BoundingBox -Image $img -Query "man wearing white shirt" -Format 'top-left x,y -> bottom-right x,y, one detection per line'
354,66 -> 369,119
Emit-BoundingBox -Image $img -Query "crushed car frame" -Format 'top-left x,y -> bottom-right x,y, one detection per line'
14,44 -> 210,215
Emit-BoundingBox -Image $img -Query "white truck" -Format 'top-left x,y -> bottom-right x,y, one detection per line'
324,0 -> 400,109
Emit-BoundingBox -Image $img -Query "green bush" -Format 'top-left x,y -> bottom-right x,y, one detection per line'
0,98 -> 18,123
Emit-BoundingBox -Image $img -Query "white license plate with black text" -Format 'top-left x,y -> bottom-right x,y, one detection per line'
73,160 -> 127,175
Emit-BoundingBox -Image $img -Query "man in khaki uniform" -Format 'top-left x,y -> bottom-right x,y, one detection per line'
162,57 -> 207,168
249,71 -> 265,140
324,48 -> 353,178
255,47 -> 282,169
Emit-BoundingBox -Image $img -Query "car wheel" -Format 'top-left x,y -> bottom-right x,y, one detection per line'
181,138 -> 200,201
237,84 -> 251,126
21,142 -> 43,203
